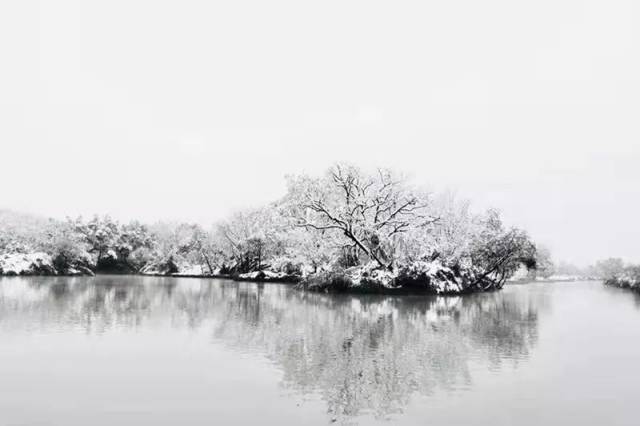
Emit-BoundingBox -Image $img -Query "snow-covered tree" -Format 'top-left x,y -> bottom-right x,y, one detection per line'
0,209 -> 52,253
399,192 -> 474,265
594,257 -> 625,280
215,206 -> 287,273
284,165 -> 537,290
74,215 -> 120,265
468,209 -> 537,288
70,216 -> 155,272
41,219 -> 92,273
116,221 -> 155,270
285,164 -> 437,271
534,245 -> 555,279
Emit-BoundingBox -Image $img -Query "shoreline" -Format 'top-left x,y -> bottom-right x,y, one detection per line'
0,271 -> 494,296
0,271 -> 302,285
0,270 -> 609,296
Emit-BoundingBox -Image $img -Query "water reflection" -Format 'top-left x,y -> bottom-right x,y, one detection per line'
211,286 -> 541,422
0,276 -> 543,423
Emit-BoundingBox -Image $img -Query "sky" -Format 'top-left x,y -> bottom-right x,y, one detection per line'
1,0 -> 639,265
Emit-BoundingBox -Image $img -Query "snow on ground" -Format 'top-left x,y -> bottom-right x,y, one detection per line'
0,252 -> 55,275
540,274 -> 590,282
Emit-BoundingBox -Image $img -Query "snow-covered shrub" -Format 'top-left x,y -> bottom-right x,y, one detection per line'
0,252 -> 57,276
604,265 -> 640,292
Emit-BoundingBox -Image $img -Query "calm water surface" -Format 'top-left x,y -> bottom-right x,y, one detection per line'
1,276 -> 639,426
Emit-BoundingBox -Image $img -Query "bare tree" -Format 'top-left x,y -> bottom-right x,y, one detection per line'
287,164 -> 438,271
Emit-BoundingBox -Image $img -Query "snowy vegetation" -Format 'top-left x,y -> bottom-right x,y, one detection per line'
0,164 -> 542,294
600,258 -> 640,292
284,165 -> 537,293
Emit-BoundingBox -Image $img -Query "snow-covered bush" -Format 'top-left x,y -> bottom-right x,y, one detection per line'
604,264 -> 640,292
0,252 -> 57,276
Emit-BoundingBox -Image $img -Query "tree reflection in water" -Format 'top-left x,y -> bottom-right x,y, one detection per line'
0,276 -> 543,423
212,285 -> 541,422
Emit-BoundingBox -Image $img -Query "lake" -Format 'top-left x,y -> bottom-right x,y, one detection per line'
1,276 -> 639,426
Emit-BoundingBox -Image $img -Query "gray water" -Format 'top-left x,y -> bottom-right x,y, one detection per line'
1,276 -> 639,426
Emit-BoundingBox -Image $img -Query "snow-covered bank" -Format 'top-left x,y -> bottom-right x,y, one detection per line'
0,252 -> 93,276
139,260 -> 300,282
297,261 -> 504,295
139,260 -> 219,277
0,252 -> 56,276
0,249 -> 299,282
235,270 -> 300,283
604,270 -> 640,292
508,274 -> 598,284
539,274 -> 596,282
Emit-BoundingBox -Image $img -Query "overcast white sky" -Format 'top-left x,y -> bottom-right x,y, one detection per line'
1,0 -> 639,265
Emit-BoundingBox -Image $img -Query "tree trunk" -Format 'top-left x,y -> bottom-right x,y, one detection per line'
201,250 -> 214,275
